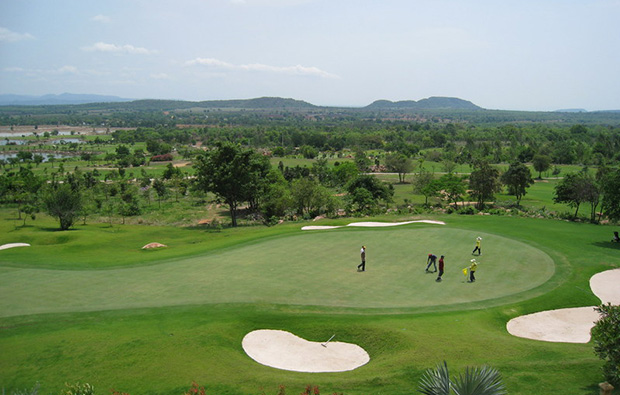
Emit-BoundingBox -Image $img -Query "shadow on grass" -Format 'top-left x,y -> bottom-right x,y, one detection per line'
591,241 -> 620,250
581,383 -> 604,395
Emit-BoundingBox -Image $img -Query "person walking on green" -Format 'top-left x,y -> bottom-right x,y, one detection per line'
436,255 -> 445,282
469,258 -> 478,282
472,236 -> 482,255
357,246 -> 366,272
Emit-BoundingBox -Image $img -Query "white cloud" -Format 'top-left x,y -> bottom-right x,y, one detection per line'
150,73 -> 170,80
0,27 -> 35,42
57,65 -> 78,74
92,14 -> 111,23
186,57 -> 338,78
81,42 -> 157,55
3,67 -> 25,72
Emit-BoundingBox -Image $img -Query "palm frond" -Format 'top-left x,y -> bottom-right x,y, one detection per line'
452,365 -> 507,395
417,360 -> 452,395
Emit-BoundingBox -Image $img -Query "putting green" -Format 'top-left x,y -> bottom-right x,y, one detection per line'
0,226 -> 554,317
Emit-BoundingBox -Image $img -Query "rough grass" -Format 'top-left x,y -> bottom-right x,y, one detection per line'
1,212 -> 618,394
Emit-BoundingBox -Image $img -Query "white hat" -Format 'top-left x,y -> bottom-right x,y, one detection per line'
471,259 -> 476,262
477,237 -> 482,240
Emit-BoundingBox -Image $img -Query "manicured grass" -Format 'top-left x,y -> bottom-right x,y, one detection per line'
1,213 -> 618,394
0,224 -> 554,317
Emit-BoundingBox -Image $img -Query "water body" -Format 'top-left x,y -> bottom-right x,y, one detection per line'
50,138 -> 84,144
0,139 -> 27,146
0,152 -> 79,162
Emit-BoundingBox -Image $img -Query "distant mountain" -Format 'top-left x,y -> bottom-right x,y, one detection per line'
365,96 -> 482,110
195,97 -> 316,109
0,93 -> 133,106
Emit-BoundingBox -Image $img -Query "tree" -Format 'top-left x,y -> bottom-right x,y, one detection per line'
469,160 -> 502,210
413,169 -> 438,206
193,142 -> 270,227
417,361 -> 506,395
345,175 -> 394,214
0,167 -> 44,219
385,153 -> 413,183
152,178 -> 167,209
501,162 -> 534,205
591,304 -> 620,387
438,173 -> 467,207
311,158 -> 330,185
600,169 -> 620,221
346,175 -> 394,204
532,154 -> 552,179
553,172 -> 599,220
354,148 -> 371,172
291,177 -> 333,217
331,161 -> 359,187
260,169 -> 293,220
43,183 -> 82,230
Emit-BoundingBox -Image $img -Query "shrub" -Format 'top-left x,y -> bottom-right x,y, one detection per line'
591,303 -> 620,386
60,382 -> 94,395
150,154 -> 174,162
183,382 -> 206,395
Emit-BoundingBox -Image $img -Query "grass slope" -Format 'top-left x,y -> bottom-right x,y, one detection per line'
1,212 -> 619,394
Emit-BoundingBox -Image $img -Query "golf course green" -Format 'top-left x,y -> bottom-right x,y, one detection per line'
0,225 -> 554,317
0,212 -> 616,394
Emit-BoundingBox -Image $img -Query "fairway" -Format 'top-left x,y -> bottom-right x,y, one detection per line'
0,224 -> 554,317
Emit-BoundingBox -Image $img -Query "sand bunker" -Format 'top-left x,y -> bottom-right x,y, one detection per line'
0,243 -> 30,251
506,307 -> 601,343
590,269 -> 620,305
242,329 -> 370,373
302,220 -> 445,231
141,242 -> 167,249
507,268 -> 620,343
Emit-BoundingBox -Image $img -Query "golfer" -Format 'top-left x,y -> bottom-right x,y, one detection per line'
436,255 -> 445,282
472,237 -> 482,255
469,258 -> 478,282
358,246 -> 366,272
425,253 -> 437,272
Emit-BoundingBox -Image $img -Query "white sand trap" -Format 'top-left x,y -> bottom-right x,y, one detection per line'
590,268 -> 620,304
0,243 -> 30,251
507,268 -> 620,343
301,219 -> 445,230
242,329 -> 370,373
506,307 -> 601,343
141,242 -> 167,249
347,220 -> 445,227
301,225 -> 342,230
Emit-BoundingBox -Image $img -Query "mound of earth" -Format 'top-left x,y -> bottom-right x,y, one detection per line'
142,242 -> 167,249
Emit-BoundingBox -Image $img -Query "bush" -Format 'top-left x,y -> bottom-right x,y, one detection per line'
60,382 -> 94,395
150,154 -> 174,162
457,206 -> 477,215
591,303 -> 620,386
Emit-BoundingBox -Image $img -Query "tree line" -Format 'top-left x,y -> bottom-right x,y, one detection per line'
2,140 -> 620,230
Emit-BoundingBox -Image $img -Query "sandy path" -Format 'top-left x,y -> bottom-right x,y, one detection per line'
242,329 -> 369,373
506,268 -> 620,343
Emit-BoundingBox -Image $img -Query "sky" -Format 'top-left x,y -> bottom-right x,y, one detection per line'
1,0 -> 619,111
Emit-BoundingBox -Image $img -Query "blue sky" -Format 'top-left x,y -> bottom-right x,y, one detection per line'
1,0 -> 619,111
